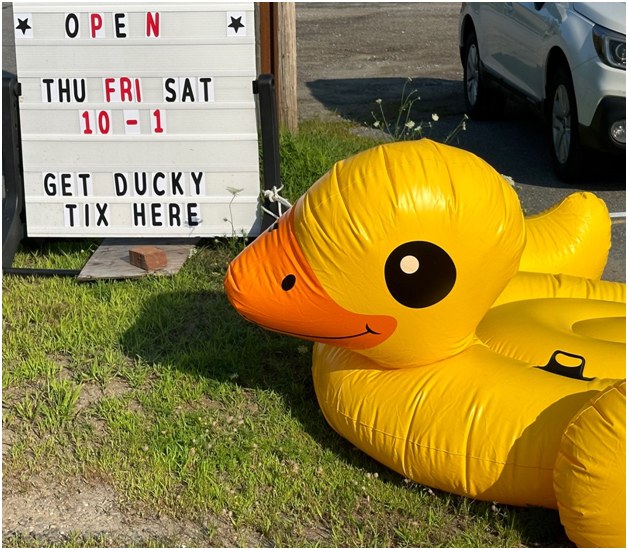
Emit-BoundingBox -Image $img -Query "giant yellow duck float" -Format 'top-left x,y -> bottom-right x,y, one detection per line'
224,140 -> 626,547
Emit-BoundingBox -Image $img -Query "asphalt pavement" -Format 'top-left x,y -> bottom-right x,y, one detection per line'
3,2 -> 625,281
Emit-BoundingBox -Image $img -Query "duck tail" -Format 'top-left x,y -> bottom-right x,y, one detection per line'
521,192 -> 611,280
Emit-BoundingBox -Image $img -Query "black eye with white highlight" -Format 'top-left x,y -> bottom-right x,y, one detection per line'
384,241 -> 456,308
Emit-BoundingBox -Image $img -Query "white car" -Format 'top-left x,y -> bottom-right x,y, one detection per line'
459,2 -> 626,181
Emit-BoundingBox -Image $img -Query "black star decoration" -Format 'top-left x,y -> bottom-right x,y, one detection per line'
228,16 -> 245,34
16,17 -> 31,35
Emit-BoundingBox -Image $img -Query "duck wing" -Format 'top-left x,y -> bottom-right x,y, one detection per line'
494,271 -> 625,307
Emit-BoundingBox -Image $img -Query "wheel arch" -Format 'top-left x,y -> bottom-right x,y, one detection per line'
460,15 -> 476,63
545,47 -> 570,107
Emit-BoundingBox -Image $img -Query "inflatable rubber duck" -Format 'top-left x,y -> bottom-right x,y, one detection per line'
224,140 -> 625,547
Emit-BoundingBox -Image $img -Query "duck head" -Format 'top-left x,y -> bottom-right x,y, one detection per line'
225,140 -> 525,368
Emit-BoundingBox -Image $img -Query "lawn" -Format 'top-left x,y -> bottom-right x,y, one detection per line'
2,121 -> 570,547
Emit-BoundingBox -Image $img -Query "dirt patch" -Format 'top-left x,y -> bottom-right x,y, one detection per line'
47,353 -> 72,370
2,473 -> 265,547
76,378 -> 131,413
103,378 -> 130,398
2,428 -> 15,457
75,384 -> 103,413
176,394 -> 223,414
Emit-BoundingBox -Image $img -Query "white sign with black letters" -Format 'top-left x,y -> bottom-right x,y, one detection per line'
14,3 -> 260,237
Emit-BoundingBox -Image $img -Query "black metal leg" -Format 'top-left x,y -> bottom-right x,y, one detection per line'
2,70 -> 26,268
253,75 -> 282,231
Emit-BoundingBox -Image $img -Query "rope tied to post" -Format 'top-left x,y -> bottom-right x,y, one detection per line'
261,185 -> 292,219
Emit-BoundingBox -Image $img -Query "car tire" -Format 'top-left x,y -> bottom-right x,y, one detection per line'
463,30 -> 506,120
547,64 -> 586,182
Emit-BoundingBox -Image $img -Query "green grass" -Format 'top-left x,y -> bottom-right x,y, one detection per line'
279,119 -> 383,202
2,121 -> 570,548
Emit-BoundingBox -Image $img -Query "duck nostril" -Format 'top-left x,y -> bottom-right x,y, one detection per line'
281,274 -> 296,291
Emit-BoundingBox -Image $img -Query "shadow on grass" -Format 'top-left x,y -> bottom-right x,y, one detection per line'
120,287 -> 572,547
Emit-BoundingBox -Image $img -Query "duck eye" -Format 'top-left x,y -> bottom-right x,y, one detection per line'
281,274 -> 296,291
385,241 -> 456,308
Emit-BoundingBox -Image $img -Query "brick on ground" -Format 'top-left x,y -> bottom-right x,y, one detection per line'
129,245 -> 168,271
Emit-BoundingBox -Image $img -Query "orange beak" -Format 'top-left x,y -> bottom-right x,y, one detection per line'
224,204 -> 397,349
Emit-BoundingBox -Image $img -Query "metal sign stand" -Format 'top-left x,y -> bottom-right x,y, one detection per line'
2,71 -> 26,269
2,73 -> 283,274
254,74 -> 283,231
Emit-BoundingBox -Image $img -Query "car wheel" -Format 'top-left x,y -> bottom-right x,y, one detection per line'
463,30 -> 506,119
547,64 -> 585,182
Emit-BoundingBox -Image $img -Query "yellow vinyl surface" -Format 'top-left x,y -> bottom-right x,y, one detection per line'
224,140 -> 626,547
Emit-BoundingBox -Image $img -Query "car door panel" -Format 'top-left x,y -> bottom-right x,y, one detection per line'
477,3 -> 514,75
507,2 -> 555,100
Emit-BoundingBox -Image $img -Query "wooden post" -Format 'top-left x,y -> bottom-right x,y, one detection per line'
256,3 -> 277,76
256,2 -> 297,134
276,3 -> 298,134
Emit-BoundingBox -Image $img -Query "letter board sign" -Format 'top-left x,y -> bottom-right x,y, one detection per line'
13,2 -> 261,237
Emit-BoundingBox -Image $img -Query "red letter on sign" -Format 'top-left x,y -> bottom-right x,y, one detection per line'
81,111 -> 93,134
135,78 -> 142,102
146,12 -> 160,37
120,77 -> 132,102
90,13 -> 103,38
104,78 -> 115,102
97,111 -> 111,134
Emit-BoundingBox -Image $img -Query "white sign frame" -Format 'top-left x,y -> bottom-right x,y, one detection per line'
15,2 -> 261,238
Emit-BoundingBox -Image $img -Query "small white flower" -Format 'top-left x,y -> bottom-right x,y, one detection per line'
376,98 -> 382,104
501,174 -> 516,187
373,121 -> 380,128
431,113 -> 439,122
297,345 -> 308,354
405,120 -> 416,129
462,121 -> 467,131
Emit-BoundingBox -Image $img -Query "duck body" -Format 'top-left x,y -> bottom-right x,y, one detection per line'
313,341 -> 614,508
224,140 -> 625,547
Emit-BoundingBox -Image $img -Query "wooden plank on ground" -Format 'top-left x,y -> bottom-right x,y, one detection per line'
78,238 -> 199,281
